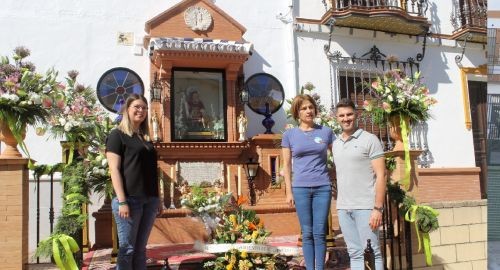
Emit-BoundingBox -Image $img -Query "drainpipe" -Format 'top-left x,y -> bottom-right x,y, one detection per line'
277,0 -> 298,96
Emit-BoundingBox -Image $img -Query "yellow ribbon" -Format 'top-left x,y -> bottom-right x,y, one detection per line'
399,114 -> 411,189
52,234 -> 80,270
404,205 -> 439,266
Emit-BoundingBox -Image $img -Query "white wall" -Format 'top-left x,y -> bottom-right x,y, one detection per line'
489,83 -> 500,95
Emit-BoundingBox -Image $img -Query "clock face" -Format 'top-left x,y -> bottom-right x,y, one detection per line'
184,6 -> 212,31
96,67 -> 144,113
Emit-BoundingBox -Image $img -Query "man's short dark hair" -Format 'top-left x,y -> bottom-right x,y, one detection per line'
335,98 -> 356,111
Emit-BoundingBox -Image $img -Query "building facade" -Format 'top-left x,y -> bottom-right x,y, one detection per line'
0,0 -> 488,262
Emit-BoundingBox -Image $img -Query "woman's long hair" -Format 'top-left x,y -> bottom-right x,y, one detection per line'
117,94 -> 150,138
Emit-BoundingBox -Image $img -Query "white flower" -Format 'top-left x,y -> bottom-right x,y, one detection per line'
59,118 -> 67,126
29,93 -> 42,104
101,158 -> 108,167
64,122 -> 72,132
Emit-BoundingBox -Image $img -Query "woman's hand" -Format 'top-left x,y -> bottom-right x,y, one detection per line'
286,193 -> 294,207
119,204 -> 130,219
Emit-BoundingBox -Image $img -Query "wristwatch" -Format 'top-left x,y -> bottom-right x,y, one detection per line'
373,206 -> 384,213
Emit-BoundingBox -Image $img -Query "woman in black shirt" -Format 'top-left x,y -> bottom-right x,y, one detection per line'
106,94 -> 159,270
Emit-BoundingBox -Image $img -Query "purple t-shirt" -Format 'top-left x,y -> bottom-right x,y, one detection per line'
281,125 -> 334,187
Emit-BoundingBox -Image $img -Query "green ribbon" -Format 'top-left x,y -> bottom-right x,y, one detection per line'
67,143 -> 75,164
399,114 -> 411,189
52,234 -> 80,270
405,205 -> 439,266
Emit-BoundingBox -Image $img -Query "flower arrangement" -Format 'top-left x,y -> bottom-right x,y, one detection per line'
0,46 -> 62,154
213,196 -> 271,244
181,185 -> 233,238
202,196 -> 286,270
203,248 -> 286,270
363,69 -> 437,125
42,70 -> 109,146
181,185 -> 232,217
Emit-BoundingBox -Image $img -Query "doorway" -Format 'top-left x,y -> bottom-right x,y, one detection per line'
468,81 -> 488,198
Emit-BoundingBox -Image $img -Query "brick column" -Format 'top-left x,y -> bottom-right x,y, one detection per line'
0,158 -> 29,270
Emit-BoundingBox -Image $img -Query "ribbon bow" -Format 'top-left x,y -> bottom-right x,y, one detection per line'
52,234 -> 80,270
399,113 -> 411,189
405,205 -> 439,266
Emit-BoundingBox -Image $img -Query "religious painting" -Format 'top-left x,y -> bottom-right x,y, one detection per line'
171,68 -> 226,141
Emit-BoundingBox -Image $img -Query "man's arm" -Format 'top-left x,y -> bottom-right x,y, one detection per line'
369,156 -> 386,230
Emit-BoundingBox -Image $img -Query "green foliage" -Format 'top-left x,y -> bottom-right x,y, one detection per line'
387,182 -> 440,234
385,157 -> 396,172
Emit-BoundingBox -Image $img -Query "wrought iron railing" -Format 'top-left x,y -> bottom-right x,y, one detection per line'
382,194 -> 414,269
450,0 -> 487,31
333,0 -> 429,17
325,46 -> 433,167
488,29 -> 500,75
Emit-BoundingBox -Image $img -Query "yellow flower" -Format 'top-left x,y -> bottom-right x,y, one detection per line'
226,263 -> 234,270
251,230 -> 259,240
240,249 -> 248,259
229,214 -> 237,226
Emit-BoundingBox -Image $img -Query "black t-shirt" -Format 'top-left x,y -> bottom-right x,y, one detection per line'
105,128 -> 159,197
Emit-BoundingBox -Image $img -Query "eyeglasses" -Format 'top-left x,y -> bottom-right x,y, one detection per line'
131,105 -> 148,111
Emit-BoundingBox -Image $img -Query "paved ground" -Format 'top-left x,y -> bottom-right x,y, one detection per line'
27,235 -> 350,269
490,241 -> 500,270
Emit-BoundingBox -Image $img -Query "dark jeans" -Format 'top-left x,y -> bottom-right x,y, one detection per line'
112,196 -> 159,270
293,185 -> 332,270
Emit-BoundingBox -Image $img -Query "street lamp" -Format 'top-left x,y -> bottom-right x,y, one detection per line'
150,72 -> 162,102
240,88 -> 249,104
244,158 -> 259,206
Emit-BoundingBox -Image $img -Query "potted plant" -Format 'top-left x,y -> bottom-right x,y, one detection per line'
0,46 -> 62,157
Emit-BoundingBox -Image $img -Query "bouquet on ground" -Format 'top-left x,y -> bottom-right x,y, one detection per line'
180,184 -> 233,237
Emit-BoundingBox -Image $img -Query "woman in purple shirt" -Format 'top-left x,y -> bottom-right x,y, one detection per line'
282,94 -> 334,270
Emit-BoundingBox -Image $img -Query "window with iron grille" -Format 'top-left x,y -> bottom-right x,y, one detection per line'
329,56 -> 432,167
488,94 -> 500,165
488,28 -> 498,75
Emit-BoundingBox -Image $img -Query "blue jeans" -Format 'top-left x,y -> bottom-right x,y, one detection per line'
337,209 -> 383,270
293,185 -> 332,270
112,196 -> 160,270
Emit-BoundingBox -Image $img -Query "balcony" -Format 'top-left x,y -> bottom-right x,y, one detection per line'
450,0 -> 487,43
321,0 -> 430,35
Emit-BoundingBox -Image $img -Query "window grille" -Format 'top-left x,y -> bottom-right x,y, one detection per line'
328,54 -> 432,167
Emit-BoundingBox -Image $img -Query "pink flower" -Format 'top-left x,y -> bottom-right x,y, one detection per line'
56,99 -> 65,109
371,81 -> 379,89
83,107 -> 91,115
42,97 -> 53,108
382,102 -> 391,112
